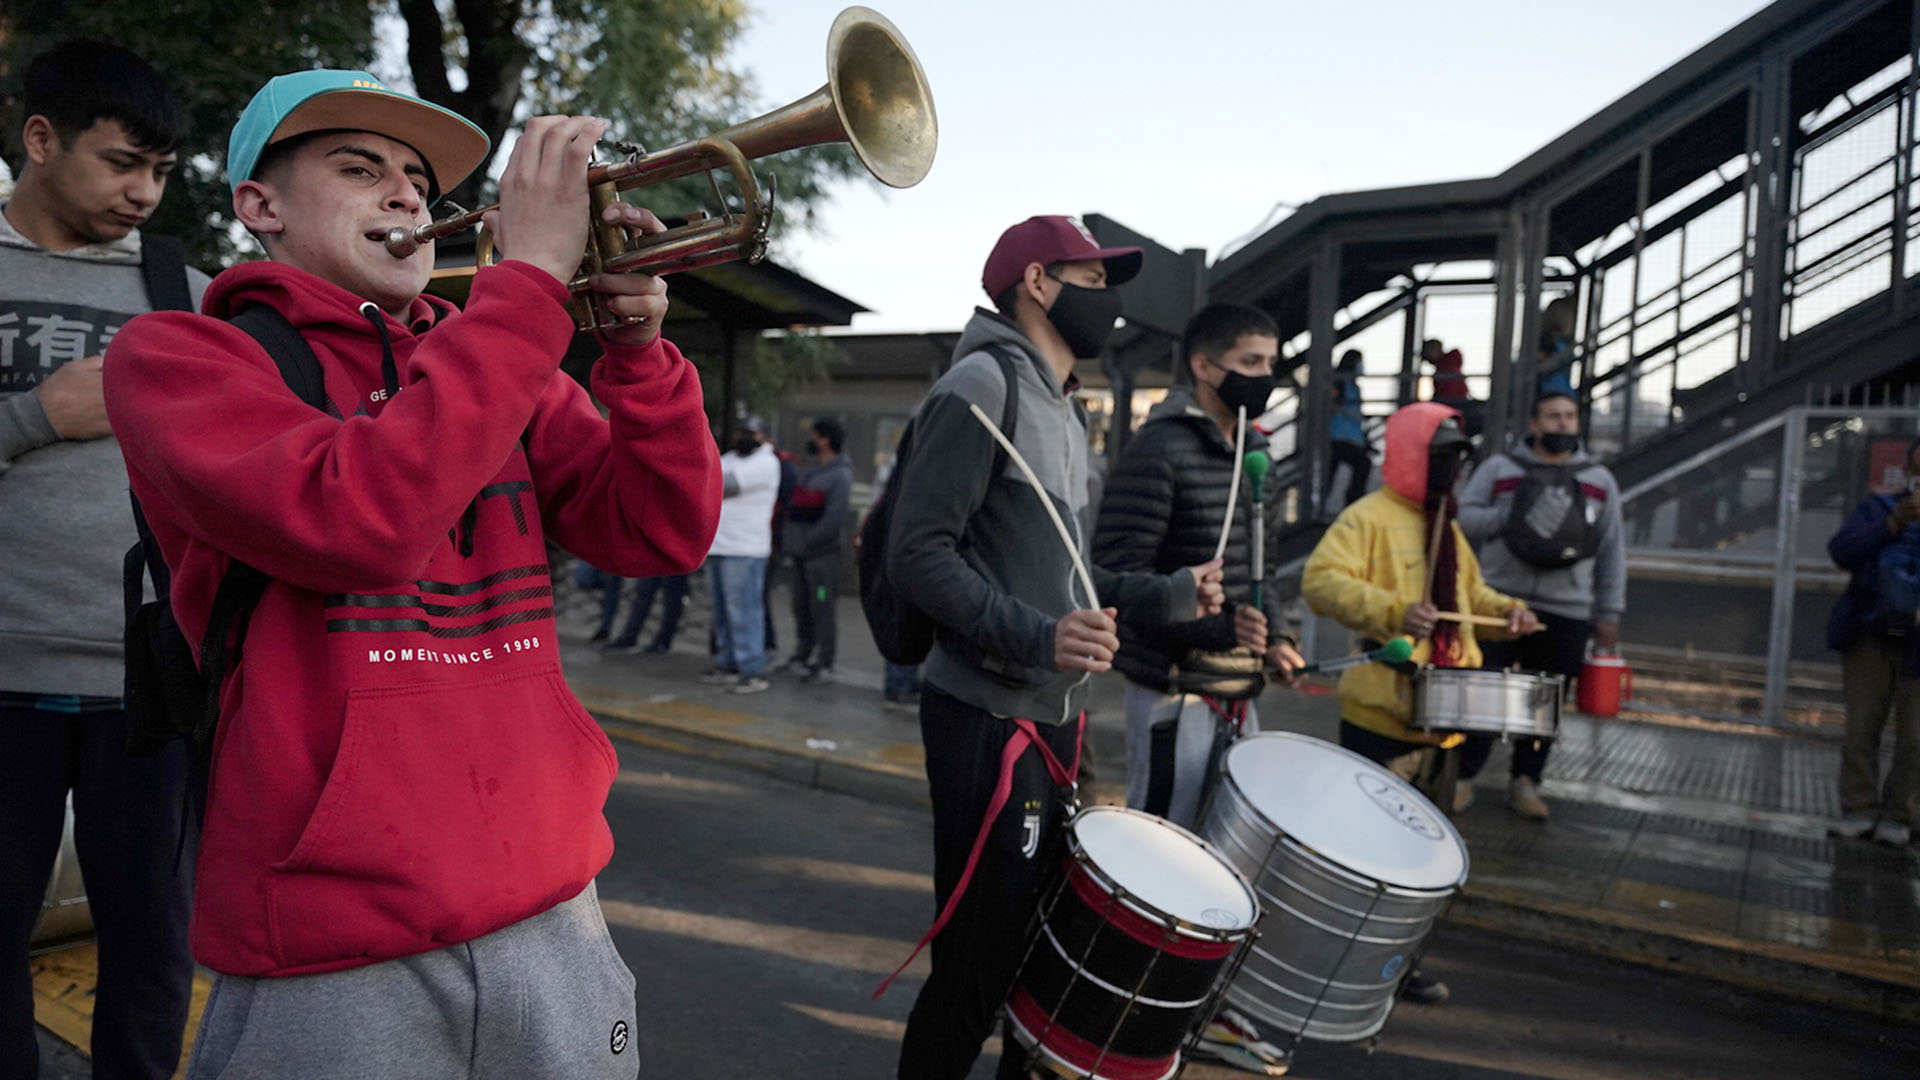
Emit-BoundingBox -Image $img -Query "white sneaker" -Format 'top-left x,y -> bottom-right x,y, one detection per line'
1872,819 -> 1912,846
1828,813 -> 1877,839
730,675 -> 771,695
1508,776 -> 1549,820
1192,1008 -> 1290,1076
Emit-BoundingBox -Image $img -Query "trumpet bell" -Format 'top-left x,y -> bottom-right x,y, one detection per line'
717,6 -> 937,191
827,6 -> 937,188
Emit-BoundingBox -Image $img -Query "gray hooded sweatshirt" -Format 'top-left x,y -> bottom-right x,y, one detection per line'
886,308 -> 1192,724
0,205 -> 210,697
1456,438 -> 1626,624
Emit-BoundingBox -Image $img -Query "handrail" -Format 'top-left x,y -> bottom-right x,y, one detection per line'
1618,409 -> 1787,502
1793,134 -> 1897,212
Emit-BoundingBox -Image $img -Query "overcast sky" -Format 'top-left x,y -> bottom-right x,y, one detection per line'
731,0 -> 1775,332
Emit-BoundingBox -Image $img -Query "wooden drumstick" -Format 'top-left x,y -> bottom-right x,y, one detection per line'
1420,515 -> 1447,606
1433,610 -> 1508,628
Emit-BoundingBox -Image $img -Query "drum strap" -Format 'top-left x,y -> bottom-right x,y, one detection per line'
873,711 -> 1085,999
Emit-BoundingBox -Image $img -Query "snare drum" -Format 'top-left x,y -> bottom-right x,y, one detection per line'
1410,666 -> 1560,739
1201,733 -> 1468,1043
32,795 -> 93,954
1007,806 -> 1258,1080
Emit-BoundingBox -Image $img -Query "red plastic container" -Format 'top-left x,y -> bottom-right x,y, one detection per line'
1577,653 -> 1632,717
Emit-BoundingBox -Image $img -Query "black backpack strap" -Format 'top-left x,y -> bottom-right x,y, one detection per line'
125,495 -> 173,628
199,302 -> 330,693
139,234 -> 194,313
180,309 -> 324,787
228,304 -> 329,411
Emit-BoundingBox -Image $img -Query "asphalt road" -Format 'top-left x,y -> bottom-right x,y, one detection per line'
38,735 -> 1920,1078
597,738 -> 1920,1080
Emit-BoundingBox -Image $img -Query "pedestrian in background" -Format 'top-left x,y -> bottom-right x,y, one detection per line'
1825,437 -> 1920,846
1328,348 -> 1371,511
780,417 -> 852,681
705,415 -> 781,694
0,41 -> 206,1080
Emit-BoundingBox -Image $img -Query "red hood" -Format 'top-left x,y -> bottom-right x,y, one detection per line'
204,260 -> 458,346
1383,402 -> 1461,502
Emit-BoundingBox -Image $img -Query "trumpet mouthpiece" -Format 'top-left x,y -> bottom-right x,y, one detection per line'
384,227 -> 420,258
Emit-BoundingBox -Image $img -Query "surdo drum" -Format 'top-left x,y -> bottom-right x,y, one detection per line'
1200,733 -> 1468,1043
1006,806 -> 1258,1080
1410,666 -> 1561,740
32,795 -> 92,953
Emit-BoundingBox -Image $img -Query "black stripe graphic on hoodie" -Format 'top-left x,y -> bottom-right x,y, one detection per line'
323,563 -> 554,634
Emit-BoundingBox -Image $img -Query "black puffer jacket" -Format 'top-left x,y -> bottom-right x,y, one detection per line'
1093,388 -> 1279,695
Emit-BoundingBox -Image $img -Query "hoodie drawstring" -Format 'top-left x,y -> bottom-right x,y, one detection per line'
358,301 -> 400,402
361,301 -> 476,556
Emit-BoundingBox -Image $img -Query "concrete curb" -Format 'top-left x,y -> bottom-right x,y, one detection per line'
1449,887 -> 1920,1025
589,706 -> 1920,1024
592,709 -> 931,811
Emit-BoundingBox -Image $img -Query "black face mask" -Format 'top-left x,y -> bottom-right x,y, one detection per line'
1428,447 -> 1467,504
1535,431 -> 1579,455
731,437 -> 760,456
1045,280 -> 1123,358
1213,369 -> 1278,415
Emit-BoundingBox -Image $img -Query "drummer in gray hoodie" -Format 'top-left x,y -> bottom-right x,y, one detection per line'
1455,391 -> 1625,818
886,215 -> 1221,1080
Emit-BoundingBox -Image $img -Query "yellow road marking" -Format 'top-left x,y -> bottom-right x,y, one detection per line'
31,943 -> 212,1080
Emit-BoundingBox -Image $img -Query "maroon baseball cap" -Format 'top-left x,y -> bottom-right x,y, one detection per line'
981,215 -> 1144,299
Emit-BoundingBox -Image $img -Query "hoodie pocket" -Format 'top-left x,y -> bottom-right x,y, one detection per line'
266,665 -> 617,971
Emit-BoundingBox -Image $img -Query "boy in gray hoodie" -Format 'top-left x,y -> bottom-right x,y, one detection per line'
0,41 -> 207,1080
886,215 -> 1220,1080
1456,391 -> 1625,818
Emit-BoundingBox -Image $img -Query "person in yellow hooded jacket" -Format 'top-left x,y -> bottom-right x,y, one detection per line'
1301,401 -> 1540,1005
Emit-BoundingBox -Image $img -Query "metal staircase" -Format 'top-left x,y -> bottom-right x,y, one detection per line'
1203,0 -> 1920,722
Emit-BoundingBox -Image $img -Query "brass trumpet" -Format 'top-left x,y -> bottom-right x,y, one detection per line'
384,5 -> 937,331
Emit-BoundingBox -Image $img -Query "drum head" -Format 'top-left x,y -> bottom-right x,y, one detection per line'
1222,733 -> 1467,891
1072,807 -> 1257,933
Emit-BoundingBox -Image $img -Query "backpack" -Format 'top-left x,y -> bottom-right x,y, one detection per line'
1871,534 -> 1920,633
858,345 -> 1021,665
122,304 -> 329,821
1501,457 -> 1602,569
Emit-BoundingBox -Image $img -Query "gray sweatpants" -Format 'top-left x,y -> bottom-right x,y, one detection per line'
186,881 -> 638,1080
1123,681 -> 1261,831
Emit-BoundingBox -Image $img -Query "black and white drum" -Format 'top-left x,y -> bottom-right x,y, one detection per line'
1007,806 -> 1258,1080
32,795 -> 92,954
1200,733 -> 1468,1043
1410,666 -> 1560,740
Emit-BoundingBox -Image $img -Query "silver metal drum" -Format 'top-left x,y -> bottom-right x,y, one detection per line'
32,795 -> 93,954
1410,666 -> 1560,739
1199,733 -> 1468,1043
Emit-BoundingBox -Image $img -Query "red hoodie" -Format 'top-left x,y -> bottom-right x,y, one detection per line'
103,259 -> 721,976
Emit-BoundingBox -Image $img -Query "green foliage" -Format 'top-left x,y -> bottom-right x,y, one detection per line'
698,328 -> 846,423
2,0 -> 865,270
1,1 -> 380,266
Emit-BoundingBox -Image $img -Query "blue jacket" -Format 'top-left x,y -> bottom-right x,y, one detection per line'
1827,492 -> 1920,657
1331,374 -> 1365,446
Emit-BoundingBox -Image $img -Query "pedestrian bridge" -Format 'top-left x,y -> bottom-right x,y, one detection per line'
1208,0 -> 1920,725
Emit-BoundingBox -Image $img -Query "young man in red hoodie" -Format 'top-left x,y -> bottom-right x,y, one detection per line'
102,70 -> 721,1079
